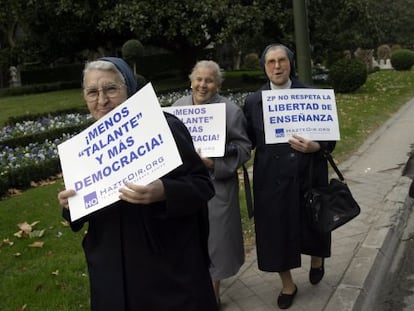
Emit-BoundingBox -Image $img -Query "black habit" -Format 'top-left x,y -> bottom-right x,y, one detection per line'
63,113 -> 218,311
243,79 -> 336,272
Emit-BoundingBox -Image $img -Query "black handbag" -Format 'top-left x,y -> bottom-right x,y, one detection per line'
304,151 -> 361,233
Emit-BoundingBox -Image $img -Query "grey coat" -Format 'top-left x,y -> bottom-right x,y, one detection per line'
173,93 -> 251,280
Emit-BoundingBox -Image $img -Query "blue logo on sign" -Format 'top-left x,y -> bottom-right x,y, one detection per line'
84,192 -> 98,209
275,128 -> 285,138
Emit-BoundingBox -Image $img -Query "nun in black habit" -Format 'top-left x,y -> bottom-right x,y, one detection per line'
243,44 -> 336,309
58,57 -> 218,311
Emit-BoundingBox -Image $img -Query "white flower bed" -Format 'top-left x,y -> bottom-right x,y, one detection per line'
0,113 -> 92,142
0,90 -> 250,178
0,135 -> 72,172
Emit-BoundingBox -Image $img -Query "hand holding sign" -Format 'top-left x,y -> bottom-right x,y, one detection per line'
58,83 -> 182,221
118,180 -> 166,204
288,134 -> 321,153
57,189 -> 76,210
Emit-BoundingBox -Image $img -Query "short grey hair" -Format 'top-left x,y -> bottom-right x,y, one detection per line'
189,60 -> 224,85
82,60 -> 126,86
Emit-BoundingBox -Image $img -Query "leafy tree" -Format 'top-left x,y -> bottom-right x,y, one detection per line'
0,0 -> 135,66
0,0 -> 36,66
0,0 -> 37,87
97,0 -> 293,73
217,0 -> 293,69
122,39 -> 144,74
24,0 -> 134,64
0,0 -> 27,49
308,0 -> 414,64
97,0 -> 220,74
2,0 -> 414,82
364,0 -> 414,48
308,1 -> 376,61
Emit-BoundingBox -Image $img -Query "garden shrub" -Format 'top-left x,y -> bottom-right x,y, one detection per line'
0,81 -> 80,97
136,73 -> 147,90
390,49 -> 414,71
220,71 -> 265,92
328,58 -> 368,93
122,39 -> 144,71
391,44 -> 402,51
0,89 -> 252,197
21,63 -> 84,85
325,51 -> 347,68
241,74 -> 264,83
139,53 -> 182,79
1,123 -> 92,148
6,159 -> 61,189
243,53 -> 260,70
5,108 -> 88,125
0,110 -> 94,197
0,173 -> 8,196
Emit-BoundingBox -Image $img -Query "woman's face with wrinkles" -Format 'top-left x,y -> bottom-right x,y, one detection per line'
190,66 -> 219,105
83,69 -> 128,120
264,47 -> 291,86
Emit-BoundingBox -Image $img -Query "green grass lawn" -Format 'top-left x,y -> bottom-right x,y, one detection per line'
0,89 -> 86,126
0,181 -> 89,311
1,69 -> 414,310
333,69 -> 414,161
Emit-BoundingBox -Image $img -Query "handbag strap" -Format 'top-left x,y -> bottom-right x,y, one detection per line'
308,150 -> 345,188
242,164 -> 254,219
323,150 -> 345,181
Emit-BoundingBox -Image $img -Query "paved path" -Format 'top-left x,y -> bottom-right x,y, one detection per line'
220,97 -> 414,310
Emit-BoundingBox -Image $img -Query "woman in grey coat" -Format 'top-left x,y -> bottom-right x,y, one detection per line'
173,60 -> 251,305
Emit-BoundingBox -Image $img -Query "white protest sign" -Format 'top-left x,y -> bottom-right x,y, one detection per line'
262,88 -> 340,143
163,103 -> 226,157
58,83 -> 182,221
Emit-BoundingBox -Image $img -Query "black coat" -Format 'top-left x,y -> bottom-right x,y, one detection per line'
63,113 -> 218,311
243,80 -> 336,272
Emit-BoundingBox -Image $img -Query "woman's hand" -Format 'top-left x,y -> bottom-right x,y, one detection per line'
57,189 -> 76,209
119,179 -> 166,205
196,148 -> 214,169
200,157 -> 214,169
288,134 -> 320,153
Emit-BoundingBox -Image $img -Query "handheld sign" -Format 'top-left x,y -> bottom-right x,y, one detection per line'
262,88 -> 340,143
58,83 -> 182,221
163,103 -> 226,157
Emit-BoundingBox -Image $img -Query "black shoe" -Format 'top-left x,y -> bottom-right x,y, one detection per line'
277,285 -> 298,309
309,258 -> 325,285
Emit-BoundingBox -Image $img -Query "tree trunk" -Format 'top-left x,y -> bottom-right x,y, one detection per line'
7,22 -> 18,48
233,50 -> 242,70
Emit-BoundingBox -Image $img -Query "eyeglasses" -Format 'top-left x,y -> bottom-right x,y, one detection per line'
84,83 -> 124,101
